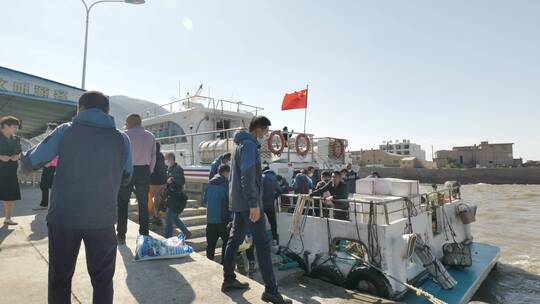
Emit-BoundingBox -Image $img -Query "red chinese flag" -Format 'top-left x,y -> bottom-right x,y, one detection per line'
281,89 -> 308,111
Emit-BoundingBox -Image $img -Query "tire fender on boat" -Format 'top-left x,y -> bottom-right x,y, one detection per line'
345,265 -> 392,298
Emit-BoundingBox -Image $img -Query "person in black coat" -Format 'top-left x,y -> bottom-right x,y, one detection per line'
149,142 -> 167,225
311,171 -> 349,220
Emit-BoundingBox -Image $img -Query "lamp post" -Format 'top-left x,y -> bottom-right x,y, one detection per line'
80,0 -> 145,89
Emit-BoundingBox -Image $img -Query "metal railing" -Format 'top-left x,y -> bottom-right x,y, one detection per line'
141,95 -> 264,119
277,185 -> 461,225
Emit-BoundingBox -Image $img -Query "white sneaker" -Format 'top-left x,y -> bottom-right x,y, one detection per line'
4,219 -> 18,225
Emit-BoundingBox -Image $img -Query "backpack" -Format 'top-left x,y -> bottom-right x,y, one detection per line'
165,183 -> 188,214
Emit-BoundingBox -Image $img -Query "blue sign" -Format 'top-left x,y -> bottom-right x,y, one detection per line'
0,66 -> 83,105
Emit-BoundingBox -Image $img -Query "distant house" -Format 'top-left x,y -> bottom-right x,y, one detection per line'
434,141 -> 514,168
380,139 -> 426,161
350,149 -> 431,168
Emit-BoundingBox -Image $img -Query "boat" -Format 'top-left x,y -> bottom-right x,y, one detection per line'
141,90 -> 500,303
141,91 -> 349,201
276,180 -> 500,304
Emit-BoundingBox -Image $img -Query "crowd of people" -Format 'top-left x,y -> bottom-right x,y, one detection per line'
0,90 -> 364,304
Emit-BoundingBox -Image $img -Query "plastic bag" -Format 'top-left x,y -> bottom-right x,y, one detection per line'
135,234 -> 193,261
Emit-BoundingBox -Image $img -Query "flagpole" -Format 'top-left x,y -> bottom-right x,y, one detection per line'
303,84 -> 308,134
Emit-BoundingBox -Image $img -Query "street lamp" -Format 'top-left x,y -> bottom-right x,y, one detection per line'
80,0 -> 145,89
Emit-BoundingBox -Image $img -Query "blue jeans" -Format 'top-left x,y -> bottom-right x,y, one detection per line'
165,208 -> 190,238
223,210 -> 277,294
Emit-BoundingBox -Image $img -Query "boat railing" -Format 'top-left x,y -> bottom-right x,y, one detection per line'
264,130 -> 316,163
277,185 -> 461,225
141,95 -> 264,119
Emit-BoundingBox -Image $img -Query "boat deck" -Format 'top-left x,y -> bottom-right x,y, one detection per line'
403,242 -> 500,304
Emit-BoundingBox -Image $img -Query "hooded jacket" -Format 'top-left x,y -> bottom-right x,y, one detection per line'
293,173 -> 313,194
229,130 -> 262,212
209,154 -> 224,180
262,169 -> 281,208
21,108 -> 133,229
204,174 -> 231,224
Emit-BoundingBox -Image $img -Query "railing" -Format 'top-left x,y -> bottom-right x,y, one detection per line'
141,95 -> 264,119
277,185 -> 461,225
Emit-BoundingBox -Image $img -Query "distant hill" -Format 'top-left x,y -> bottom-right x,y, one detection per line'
109,95 -> 168,128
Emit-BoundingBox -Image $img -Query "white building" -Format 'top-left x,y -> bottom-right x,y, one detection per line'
380,139 -> 426,161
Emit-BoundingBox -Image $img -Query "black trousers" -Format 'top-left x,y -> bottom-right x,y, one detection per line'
48,223 -> 117,304
264,206 -> 278,242
206,223 -> 229,263
117,165 -> 150,237
40,167 -> 56,206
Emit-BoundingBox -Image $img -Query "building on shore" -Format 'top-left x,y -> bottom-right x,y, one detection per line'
434,141 -> 516,168
379,139 -> 426,161
349,149 -> 432,168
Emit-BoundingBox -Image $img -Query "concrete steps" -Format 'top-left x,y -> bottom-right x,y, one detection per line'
180,214 -> 206,227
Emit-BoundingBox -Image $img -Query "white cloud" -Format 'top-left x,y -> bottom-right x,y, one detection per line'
182,17 -> 193,31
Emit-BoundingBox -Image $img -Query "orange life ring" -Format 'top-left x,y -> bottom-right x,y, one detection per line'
330,138 -> 345,159
295,134 -> 311,157
267,130 -> 285,155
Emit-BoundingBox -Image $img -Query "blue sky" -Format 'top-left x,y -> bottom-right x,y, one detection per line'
1,0 -> 539,160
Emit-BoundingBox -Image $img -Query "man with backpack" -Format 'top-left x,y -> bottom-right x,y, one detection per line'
163,152 -> 191,239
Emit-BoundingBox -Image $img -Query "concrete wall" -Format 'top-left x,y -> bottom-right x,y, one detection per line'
356,167 -> 540,184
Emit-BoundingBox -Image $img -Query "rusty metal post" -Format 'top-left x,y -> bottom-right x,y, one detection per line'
191,134 -> 195,165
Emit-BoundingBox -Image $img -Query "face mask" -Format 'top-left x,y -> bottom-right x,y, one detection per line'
165,160 -> 171,167
257,138 -> 265,145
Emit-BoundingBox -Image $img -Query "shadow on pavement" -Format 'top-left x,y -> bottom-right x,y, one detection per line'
118,245 -> 197,303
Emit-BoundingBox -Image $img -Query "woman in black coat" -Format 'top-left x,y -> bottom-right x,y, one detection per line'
0,116 -> 22,225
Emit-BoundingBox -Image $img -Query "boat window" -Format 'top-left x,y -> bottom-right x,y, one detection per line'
146,122 -> 187,144
216,119 -> 231,139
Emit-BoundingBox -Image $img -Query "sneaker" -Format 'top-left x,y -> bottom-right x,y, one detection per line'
221,279 -> 250,292
3,219 -> 18,226
261,291 -> 292,304
117,234 -> 126,245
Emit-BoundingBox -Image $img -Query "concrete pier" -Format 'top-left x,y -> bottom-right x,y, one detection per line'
0,187 -> 396,303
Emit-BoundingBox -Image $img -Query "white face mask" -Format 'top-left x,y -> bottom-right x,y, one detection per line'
165,160 -> 171,167
257,137 -> 265,145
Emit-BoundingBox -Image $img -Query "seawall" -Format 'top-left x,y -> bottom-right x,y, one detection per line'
356,167 -> 540,185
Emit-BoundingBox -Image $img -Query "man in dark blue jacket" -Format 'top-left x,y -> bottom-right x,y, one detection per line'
221,116 -> 291,304
262,166 -> 281,244
204,164 -> 231,263
208,152 -> 231,180
21,91 -> 133,304
292,168 -> 312,194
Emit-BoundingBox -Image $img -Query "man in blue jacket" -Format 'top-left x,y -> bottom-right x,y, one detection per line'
204,164 -> 231,263
21,91 -> 133,304
262,166 -> 281,244
292,168 -> 313,194
221,116 -> 291,304
208,152 -> 231,180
